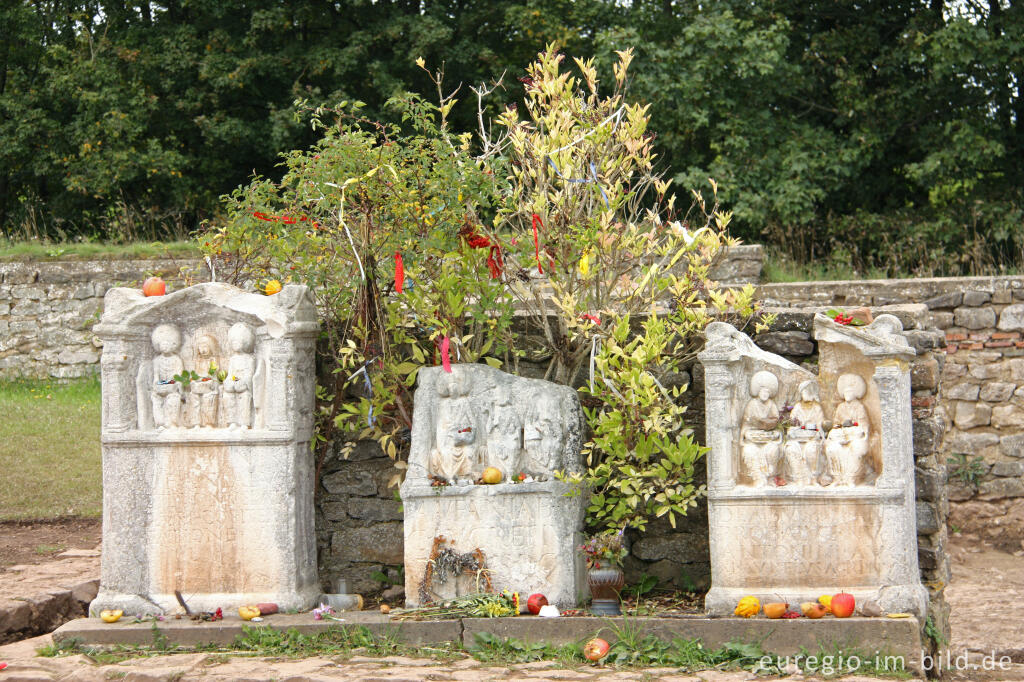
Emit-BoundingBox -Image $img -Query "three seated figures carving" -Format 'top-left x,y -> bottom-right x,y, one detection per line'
739,369 -> 874,487
427,372 -> 565,483
137,321 -> 263,430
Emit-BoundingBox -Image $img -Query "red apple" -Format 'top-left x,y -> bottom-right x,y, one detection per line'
527,593 -> 548,615
831,592 -> 855,618
142,276 -> 166,297
583,637 -> 610,662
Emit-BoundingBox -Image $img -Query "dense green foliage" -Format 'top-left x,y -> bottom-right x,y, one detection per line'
4,1 -> 1022,273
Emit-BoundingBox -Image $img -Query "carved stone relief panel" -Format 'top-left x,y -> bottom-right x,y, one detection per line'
699,315 -> 926,617
402,364 -> 587,608
407,364 -> 584,484
90,282 -> 320,616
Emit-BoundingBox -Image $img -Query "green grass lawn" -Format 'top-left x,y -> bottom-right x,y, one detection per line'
0,239 -> 199,262
0,376 -> 102,520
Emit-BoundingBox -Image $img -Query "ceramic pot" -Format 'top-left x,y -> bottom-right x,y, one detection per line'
588,566 -> 624,616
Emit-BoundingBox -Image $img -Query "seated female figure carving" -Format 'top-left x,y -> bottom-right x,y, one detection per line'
783,380 -> 825,485
148,324 -> 184,429
221,323 -> 258,429
825,373 -> 871,485
430,372 -> 478,481
740,371 -> 782,487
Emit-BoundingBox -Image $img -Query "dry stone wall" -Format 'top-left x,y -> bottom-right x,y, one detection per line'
0,249 -> 758,381
0,259 -> 207,379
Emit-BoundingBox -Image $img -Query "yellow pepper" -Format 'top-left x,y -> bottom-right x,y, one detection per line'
734,596 -> 760,618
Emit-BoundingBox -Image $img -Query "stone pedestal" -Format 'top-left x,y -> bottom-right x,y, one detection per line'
402,480 -> 586,608
401,364 -> 586,608
700,315 -> 927,617
90,283 -> 320,615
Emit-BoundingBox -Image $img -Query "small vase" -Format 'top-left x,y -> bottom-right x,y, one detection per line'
588,566 -> 624,616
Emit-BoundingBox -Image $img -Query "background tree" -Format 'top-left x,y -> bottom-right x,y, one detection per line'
4,0 -> 1022,275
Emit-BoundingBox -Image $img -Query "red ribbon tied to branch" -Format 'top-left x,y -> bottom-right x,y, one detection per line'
253,211 -> 320,229
393,252 -> 404,294
531,213 -> 544,274
486,246 -> 503,279
581,314 -> 601,326
440,335 -> 452,373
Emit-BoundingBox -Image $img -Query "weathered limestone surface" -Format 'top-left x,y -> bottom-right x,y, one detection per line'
699,315 -> 927,618
90,282 -> 319,615
401,364 -> 586,608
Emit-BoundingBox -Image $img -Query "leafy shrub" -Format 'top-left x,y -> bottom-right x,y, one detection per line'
203,96 -> 515,481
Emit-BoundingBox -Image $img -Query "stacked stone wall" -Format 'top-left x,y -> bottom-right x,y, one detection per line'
0,260 -> 206,379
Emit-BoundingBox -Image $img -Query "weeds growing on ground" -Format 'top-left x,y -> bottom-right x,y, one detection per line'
37,624 -> 913,678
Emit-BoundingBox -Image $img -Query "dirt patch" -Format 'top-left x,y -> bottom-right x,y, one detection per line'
0,518 -> 101,569
949,499 -> 1024,555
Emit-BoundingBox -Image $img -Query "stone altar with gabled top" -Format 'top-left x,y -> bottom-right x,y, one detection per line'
89,282 -> 320,616
401,364 -> 587,608
699,314 -> 928,617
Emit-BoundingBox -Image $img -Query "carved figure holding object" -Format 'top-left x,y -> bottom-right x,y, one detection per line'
486,386 -> 522,480
148,324 -> 184,429
825,373 -> 871,485
185,333 -> 220,428
740,370 -> 782,487
784,379 -> 825,486
523,394 -> 565,480
221,323 -> 258,429
429,371 -> 478,482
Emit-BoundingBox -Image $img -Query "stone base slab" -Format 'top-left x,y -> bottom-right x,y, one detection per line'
52,614 -> 923,675
89,587 -> 320,617
705,585 -> 928,620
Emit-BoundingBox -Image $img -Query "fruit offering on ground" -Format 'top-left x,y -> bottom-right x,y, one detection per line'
800,602 -> 827,619
583,638 -> 611,661
831,592 -> 855,618
818,594 -> 833,613
481,467 -> 503,484
238,605 -> 261,621
264,279 -> 282,295
527,593 -> 548,615
764,602 -> 788,619
99,609 -> 123,623
734,595 -> 760,618
142,277 -> 166,297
